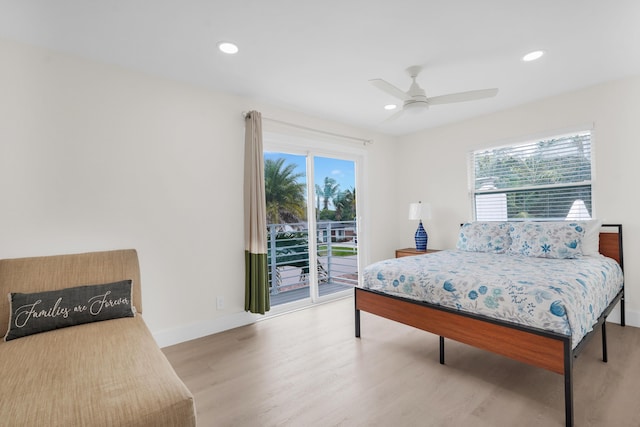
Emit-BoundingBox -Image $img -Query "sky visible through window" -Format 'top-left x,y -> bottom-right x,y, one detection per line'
264,152 -> 355,207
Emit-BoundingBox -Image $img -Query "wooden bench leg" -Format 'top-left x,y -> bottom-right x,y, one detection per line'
439,336 -> 445,364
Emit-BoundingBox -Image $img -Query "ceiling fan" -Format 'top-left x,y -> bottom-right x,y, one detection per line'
370,66 -> 498,120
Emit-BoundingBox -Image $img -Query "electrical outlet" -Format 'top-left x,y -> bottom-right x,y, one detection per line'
216,296 -> 224,310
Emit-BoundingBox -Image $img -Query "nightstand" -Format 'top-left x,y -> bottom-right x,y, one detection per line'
395,248 -> 441,258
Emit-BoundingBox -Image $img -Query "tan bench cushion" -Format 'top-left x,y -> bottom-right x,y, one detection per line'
0,315 -> 195,426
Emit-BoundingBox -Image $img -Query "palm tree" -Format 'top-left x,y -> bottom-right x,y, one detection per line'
320,177 -> 340,211
333,188 -> 356,221
342,187 -> 356,219
315,184 -> 322,214
264,158 -> 306,224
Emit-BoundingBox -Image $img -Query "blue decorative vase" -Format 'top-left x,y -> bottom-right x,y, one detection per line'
415,221 -> 428,251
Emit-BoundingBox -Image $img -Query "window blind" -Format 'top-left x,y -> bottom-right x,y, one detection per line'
472,131 -> 592,221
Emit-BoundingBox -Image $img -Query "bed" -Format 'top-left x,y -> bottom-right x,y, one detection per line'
355,222 -> 624,427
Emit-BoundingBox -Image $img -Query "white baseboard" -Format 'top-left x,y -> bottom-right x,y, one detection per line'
153,311 -> 259,348
153,293 -> 353,348
607,304 -> 640,328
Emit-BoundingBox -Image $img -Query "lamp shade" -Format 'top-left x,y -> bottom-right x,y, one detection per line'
566,199 -> 591,220
408,202 -> 432,220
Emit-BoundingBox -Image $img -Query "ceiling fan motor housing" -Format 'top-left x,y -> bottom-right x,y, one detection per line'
405,78 -> 429,109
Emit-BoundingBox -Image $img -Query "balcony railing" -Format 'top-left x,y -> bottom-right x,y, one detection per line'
267,221 -> 358,306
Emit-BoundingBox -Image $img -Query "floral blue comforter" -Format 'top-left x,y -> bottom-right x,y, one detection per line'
362,250 -> 624,348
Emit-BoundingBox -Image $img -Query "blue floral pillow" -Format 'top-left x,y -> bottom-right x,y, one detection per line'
457,222 -> 511,253
508,222 -> 586,259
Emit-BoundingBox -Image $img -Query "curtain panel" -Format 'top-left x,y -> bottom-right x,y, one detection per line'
244,111 -> 270,314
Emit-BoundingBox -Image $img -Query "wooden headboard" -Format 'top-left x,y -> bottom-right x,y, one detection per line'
599,224 -> 623,268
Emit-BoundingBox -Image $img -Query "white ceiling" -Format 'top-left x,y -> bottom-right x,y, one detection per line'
1,1 -> 639,135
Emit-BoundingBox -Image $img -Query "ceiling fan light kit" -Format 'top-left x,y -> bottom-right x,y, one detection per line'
370,65 -> 498,120
403,100 -> 428,111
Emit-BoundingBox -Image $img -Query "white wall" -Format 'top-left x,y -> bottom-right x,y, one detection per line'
3,36 -> 635,345
396,75 -> 640,325
0,38 -> 398,346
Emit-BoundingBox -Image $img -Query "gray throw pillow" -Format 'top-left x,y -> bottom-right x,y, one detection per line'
4,280 -> 135,341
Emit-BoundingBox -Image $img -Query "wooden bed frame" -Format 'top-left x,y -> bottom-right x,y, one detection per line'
355,224 -> 624,427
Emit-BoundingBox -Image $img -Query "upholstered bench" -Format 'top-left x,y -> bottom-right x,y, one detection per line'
0,249 -> 196,426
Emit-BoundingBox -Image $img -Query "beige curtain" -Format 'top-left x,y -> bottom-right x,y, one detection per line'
244,111 -> 270,314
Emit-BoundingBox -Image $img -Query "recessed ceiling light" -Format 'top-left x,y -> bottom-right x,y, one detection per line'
217,41 -> 239,54
522,50 -> 544,62
384,104 -> 397,110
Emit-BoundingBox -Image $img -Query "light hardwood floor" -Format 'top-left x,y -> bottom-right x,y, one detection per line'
163,297 -> 640,427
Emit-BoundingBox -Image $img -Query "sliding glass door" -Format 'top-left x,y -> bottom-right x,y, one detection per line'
313,156 -> 358,296
264,152 -> 312,304
264,144 -> 360,309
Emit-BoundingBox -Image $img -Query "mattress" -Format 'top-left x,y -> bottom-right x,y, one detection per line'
362,250 -> 624,348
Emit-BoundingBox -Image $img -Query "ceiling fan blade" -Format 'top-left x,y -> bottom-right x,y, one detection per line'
369,79 -> 413,101
383,108 -> 405,122
428,88 -> 498,105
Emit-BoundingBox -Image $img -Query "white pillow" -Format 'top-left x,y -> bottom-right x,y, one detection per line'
581,219 -> 603,256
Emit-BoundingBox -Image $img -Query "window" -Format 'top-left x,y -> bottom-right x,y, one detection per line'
471,130 -> 592,221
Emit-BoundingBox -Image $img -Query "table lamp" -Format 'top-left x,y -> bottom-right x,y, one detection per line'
408,201 -> 432,251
